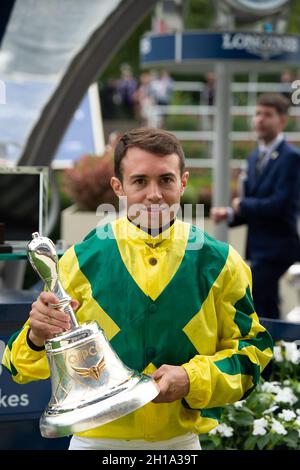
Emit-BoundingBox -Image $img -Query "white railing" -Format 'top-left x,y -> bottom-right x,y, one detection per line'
172,81 -> 293,93
173,131 -> 300,141
185,158 -> 246,169
150,105 -> 300,116
147,81 -> 299,169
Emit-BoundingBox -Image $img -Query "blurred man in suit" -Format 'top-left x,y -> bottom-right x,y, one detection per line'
211,93 -> 300,319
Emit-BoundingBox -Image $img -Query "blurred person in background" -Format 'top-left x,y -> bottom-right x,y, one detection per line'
133,71 -> 154,126
116,64 -> 138,119
149,69 -> 174,128
150,69 -> 173,106
202,72 -> 215,107
211,93 -> 300,320
202,72 -> 215,133
279,69 -> 294,104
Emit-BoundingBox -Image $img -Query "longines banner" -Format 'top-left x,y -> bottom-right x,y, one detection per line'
0,337 -> 50,420
140,31 -> 300,65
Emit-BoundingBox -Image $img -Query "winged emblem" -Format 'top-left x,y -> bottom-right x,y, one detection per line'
71,357 -> 105,380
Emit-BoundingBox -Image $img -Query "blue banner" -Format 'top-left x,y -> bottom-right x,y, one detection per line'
140,34 -> 176,63
141,31 -> 300,65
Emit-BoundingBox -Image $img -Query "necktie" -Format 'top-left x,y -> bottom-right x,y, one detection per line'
255,150 -> 267,177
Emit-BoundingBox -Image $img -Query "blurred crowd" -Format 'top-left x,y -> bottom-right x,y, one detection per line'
100,64 -> 173,126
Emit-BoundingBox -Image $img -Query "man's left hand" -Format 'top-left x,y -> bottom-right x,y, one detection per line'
151,364 -> 190,403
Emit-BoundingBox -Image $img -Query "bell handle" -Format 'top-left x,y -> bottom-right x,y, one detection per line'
62,303 -> 78,329
49,298 -> 79,329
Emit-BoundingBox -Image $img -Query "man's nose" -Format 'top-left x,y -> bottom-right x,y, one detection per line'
146,182 -> 163,202
255,115 -> 264,123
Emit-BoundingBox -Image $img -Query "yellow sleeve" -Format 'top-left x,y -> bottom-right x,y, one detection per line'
182,247 -> 273,409
2,323 -> 49,384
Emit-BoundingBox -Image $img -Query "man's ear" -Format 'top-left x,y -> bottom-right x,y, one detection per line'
181,171 -> 189,194
111,176 -> 125,197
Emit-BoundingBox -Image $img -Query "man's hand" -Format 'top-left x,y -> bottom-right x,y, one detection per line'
232,197 -> 241,214
210,207 -> 229,223
151,364 -> 190,403
28,292 -> 79,347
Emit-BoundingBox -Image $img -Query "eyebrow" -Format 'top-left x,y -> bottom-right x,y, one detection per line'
129,172 -> 176,180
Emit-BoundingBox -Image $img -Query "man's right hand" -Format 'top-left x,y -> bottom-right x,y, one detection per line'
28,292 -> 79,347
210,207 -> 229,223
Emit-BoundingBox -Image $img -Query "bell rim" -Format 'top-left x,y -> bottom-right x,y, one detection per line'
40,373 -> 159,438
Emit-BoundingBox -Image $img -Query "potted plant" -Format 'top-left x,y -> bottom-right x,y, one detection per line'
61,149 -> 118,245
200,341 -> 300,450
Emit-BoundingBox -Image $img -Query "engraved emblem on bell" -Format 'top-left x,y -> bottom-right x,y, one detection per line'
27,232 -> 159,438
71,357 -> 105,381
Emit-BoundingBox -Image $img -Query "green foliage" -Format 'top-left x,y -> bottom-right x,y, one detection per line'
182,142 -> 210,159
232,142 -> 254,159
172,89 -> 201,106
285,118 -> 298,132
165,115 -> 200,131
233,91 -> 249,106
181,170 -> 211,216
232,115 -> 250,132
287,0 -> 300,34
184,0 -> 214,29
99,14 -> 152,82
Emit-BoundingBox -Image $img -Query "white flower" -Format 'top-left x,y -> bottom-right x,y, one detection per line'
271,418 -> 287,435
273,346 -> 283,362
253,418 -> 268,436
234,400 -> 246,409
261,381 -> 281,394
282,341 -> 300,364
274,387 -> 298,405
253,426 -> 267,436
219,424 -> 234,437
209,427 -> 218,435
263,406 -> 279,415
295,416 -> 300,426
278,410 -> 296,422
209,423 -> 234,437
296,409 -> 300,416
253,425 -> 267,436
254,417 -> 268,427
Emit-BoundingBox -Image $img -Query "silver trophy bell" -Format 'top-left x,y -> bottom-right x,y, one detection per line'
27,233 -> 159,438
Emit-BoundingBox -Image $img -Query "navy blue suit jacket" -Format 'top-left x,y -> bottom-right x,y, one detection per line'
230,139 -> 300,263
